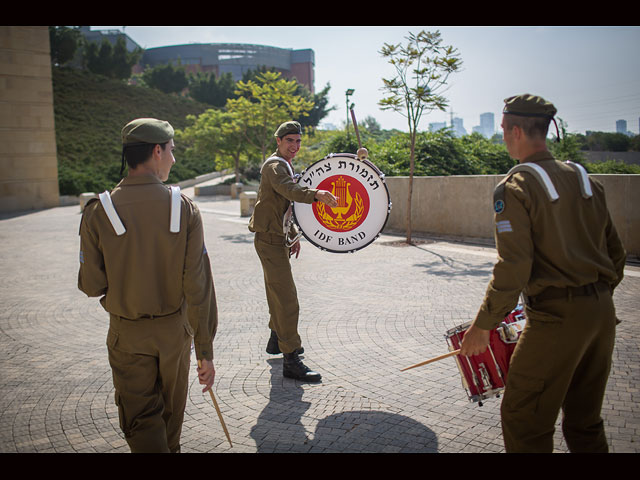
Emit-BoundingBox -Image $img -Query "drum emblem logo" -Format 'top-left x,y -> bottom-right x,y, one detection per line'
313,175 -> 370,232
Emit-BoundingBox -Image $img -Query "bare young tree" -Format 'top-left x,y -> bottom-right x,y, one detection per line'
379,30 -> 462,244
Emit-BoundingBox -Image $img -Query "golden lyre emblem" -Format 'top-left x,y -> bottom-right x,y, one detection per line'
331,176 -> 352,220
315,175 -> 364,231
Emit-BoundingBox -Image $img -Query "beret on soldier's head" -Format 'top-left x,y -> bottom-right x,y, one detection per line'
274,121 -> 302,138
121,118 -> 174,145
503,94 -> 557,119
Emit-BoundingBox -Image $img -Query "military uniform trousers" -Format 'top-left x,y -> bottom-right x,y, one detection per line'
501,282 -> 616,453
106,309 -> 194,453
254,232 -> 302,354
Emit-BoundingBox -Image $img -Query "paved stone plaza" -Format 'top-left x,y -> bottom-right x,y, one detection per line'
1,184 -> 638,453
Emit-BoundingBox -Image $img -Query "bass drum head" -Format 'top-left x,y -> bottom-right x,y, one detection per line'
293,153 -> 391,253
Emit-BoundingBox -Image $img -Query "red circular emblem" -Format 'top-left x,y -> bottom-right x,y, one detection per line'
312,174 -> 370,233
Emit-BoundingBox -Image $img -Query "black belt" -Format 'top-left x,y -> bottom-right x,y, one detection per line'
119,307 -> 182,321
524,281 -> 610,306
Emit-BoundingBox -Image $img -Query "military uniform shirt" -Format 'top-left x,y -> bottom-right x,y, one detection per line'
78,174 -> 218,360
248,155 -> 318,235
474,151 -> 626,330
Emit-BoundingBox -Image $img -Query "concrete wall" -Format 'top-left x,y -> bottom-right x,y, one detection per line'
384,174 -> 639,257
0,26 -> 59,213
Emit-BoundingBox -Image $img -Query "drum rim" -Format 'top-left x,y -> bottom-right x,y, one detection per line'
292,152 -> 392,253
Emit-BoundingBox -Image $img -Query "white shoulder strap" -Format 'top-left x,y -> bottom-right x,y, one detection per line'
507,163 -> 559,202
262,156 -> 294,178
99,191 -> 127,236
98,187 -> 181,236
170,186 -> 181,233
565,161 -> 593,199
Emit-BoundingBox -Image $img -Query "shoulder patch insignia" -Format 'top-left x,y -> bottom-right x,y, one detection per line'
493,182 -> 506,214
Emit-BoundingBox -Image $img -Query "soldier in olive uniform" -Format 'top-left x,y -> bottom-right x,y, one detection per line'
460,95 -> 626,453
249,121 -> 338,382
78,118 -> 218,453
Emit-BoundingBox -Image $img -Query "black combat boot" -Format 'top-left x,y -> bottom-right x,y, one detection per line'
283,351 -> 321,382
266,330 -> 303,355
266,330 -> 280,354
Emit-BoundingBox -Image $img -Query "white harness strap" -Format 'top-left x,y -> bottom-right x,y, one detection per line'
261,155 -> 294,177
170,186 -> 181,233
99,191 -> 127,236
507,163 -> 560,202
565,161 -> 593,199
261,156 -> 300,245
98,186 -> 182,236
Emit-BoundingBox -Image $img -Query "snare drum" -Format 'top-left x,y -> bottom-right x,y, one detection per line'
445,305 -> 526,406
292,153 -> 392,253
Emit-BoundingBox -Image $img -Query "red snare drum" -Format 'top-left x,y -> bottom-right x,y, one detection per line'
445,306 -> 526,406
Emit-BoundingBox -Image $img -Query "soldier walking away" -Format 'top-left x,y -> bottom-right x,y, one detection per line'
78,118 -> 218,452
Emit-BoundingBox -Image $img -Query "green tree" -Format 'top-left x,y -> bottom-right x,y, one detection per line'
379,30 -> 462,243
83,36 -> 141,80
177,109 -> 250,182
188,71 -> 237,107
142,62 -> 189,94
298,82 -> 335,131
414,130 -> 476,176
225,71 -> 314,162
361,116 -> 383,136
242,66 -> 333,130
49,26 -> 82,66
583,131 -> 631,151
461,132 -> 516,174
549,119 -> 586,163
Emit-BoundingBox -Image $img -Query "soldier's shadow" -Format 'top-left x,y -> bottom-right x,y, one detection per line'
250,359 -> 438,453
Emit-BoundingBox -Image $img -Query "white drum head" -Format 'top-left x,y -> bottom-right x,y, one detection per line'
293,153 -> 391,253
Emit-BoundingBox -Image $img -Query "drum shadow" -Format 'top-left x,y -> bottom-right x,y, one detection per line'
307,410 -> 438,453
250,359 -> 438,453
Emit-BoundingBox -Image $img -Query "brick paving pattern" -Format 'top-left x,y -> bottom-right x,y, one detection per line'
1,186 -> 638,453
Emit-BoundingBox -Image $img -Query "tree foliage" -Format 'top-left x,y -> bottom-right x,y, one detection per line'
549,118 -> 586,163
83,36 -> 141,80
583,160 -> 640,174
225,71 -> 314,161
49,26 -> 82,66
189,71 -> 237,107
177,109 -> 250,182
141,62 -> 189,94
379,29 -> 462,243
576,131 -> 634,152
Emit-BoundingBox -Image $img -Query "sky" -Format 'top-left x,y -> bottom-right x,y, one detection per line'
93,26 -> 640,136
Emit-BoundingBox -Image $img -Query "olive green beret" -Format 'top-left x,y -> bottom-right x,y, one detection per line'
274,121 -> 302,138
121,118 -> 174,145
503,94 -> 557,119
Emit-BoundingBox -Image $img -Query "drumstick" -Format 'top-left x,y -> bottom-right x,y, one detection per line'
350,107 -> 369,161
400,349 -> 461,371
350,106 -> 363,149
198,360 -> 233,447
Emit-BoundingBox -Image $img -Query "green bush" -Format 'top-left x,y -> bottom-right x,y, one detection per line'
584,160 -> 640,174
53,68 -> 637,197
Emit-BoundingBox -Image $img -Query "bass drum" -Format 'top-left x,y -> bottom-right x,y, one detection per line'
292,153 -> 391,253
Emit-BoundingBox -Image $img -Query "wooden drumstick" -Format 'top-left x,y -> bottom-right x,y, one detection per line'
198,360 -> 233,448
400,349 -> 461,372
349,106 -> 363,149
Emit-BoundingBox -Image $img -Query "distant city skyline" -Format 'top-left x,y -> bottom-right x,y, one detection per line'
92,26 -> 640,136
